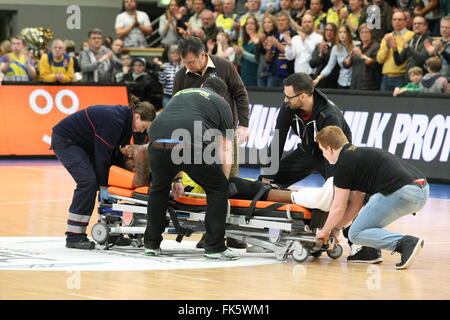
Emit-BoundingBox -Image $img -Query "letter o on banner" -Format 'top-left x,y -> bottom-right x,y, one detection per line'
29,89 -> 53,115
56,89 -> 79,114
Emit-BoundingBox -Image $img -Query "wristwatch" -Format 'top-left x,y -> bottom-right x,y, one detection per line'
332,227 -> 343,232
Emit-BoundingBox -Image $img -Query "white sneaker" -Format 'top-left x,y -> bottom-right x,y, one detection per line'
205,248 -> 239,260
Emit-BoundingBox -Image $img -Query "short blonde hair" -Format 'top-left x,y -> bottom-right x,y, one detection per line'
316,126 -> 349,150
407,67 -> 423,77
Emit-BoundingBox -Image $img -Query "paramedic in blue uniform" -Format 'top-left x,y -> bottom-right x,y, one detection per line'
51,96 -> 156,249
144,77 -> 239,260
315,126 -> 429,270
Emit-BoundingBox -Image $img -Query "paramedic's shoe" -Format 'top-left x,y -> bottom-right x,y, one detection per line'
226,237 -> 247,249
393,235 -> 424,270
196,233 -> 206,248
144,247 -> 162,256
205,248 -> 239,261
347,245 -> 383,264
66,238 -> 95,250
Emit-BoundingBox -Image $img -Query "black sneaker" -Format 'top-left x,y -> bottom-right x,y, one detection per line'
226,237 -> 247,249
393,235 -> 424,270
347,245 -> 383,264
196,233 -> 206,249
66,238 -> 95,250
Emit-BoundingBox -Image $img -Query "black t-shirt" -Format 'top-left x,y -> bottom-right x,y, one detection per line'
149,87 -> 233,147
334,144 -> 425,195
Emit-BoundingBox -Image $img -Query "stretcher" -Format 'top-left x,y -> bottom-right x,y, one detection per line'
93,166 -> 343,262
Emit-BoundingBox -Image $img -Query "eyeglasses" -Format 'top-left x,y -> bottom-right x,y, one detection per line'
413,22 -> 425,25
284,92 -> 303,101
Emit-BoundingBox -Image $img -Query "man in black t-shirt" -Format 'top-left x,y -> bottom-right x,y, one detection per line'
315,126 -> 429,270
144,77 -> 239,261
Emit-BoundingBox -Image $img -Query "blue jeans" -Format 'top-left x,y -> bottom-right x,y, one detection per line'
380,75 -> 407,92
348,183 -> 429,251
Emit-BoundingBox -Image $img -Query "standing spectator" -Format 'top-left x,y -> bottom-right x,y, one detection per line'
376,11 -> 414,91
393,0 -> 418,11
360,0 -> 393,43
291,0 -> 308,24
266,12 -> 297,87
310,22 -> 339,88
212,0 -> 225,18
284,14 -> 323,75
313,24 -> 354,89
0,40 -> 11,58
64,40 -> 82,81
234,16 -> 260,86
0,36 -> 36,83
346,0 -> 364,39
393,15 -> 432,73
215,31 -> 236,62
187,0 -> 207,33
343,23 -> 382,90
111,39 -> 125,57
430,16 -> 450,82
156,45 -> 184,107
159,0 -> 183,49
39,39 -> 74,83
194,9 -> 222,46
326,0 -> 349,26
115,53 -> 133,82
308,0 -> 327,34
115,0 -> 153,48
414,0 -> 440,36
255,14 -> 278,86
420,56 -> 449,93
216,0 -> 240,42
240,0 -> 264,25
79,29 -> 121,83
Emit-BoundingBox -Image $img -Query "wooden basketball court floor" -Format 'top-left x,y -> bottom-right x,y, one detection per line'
1,159 -> 449,300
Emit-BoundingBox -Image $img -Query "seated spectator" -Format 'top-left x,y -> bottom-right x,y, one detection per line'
326,0 -> 349,26
420,56 -> 449,93
414,0 -> 440,36
255,14 -> 278,86
376,11 -> 414,91
265,11 -> 297,87
79,29 -> 121,82
393,15 -> 432,73
155,45 -> 184,107
234,15 -> 259,86
308,0 -> 327,34
284,14 -> 323,75
345,0 -> 364,39
0,35 -> 36,83
159,0 -> 182,49
309,22 -> 339,89
115,53 -> 132,82
393,66 -> 423,96
359,0 -> 393,44
216,0 -> 241,42
313,24 -> 353,89
123,57 -> 163,110
115,0 -> 153,48
38,39 -> 74,83
343,23 -> 382,90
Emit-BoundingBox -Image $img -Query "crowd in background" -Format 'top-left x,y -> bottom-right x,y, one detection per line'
0,0 -> 449,112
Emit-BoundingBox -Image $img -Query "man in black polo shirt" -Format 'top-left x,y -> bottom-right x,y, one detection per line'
315,126 -> 429,270
144,77 -> 239,260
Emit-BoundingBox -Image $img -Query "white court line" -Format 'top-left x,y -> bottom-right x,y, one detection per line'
0,198 -> 72,206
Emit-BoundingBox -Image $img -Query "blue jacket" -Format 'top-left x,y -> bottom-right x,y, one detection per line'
52,105 -> 133,185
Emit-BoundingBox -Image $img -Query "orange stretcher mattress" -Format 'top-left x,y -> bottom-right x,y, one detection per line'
107,166 -> 312,220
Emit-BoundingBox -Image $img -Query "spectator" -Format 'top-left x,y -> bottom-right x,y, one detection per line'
104,36 -> 113,49
194,9 -> 222,46
79,29 -> 121,82
266,11 -> 297,87
115,52 -> 132,82
403,8 -> 414,30
414,0 -> 440,36
39,39 -> 74,83
276,0 -> 292,16
212,0 -> 225,18
326,0 -> 349,26
291,0 -> 308,24
0,36 -> 36,83
393,15 -> 432,73
159,0 -> 183,48
308,0 -> 327,34
393,66 -> 423,96
255,14 -> 278,86
115,0 -> 153,48
216,0 -> 240,42
0,40 -> 11,58
240,0 -> 264,25
360,0 -> 393,43
64,39 -> 82,81
376,11 -> 414,91
441,0 -> 450,17
313,24 -> 354,89
430,16 -> 450,82
285,14 -> 323,75
111,39 -> 125,57
393,0 -> 418,11
420,56 -> 449,93
346,0 -> 364,39
343,23 -> 382,90
310,22 -> 339,88
156,45 -> 184,107
261,0 -> 280,14
214,31 -> 236,62
124,57 -> 163,110
234,15 -> 259,86
187,0 -> 207,33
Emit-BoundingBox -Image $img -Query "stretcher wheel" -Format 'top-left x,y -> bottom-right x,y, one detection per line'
91,222 -> 110,244
291,241 -> 310,263
326,244 -> 343,259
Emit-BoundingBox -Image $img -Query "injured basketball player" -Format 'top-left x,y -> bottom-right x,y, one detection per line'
119,144 -> 334,212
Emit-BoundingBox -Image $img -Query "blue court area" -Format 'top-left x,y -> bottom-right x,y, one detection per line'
1,159 -> 449,200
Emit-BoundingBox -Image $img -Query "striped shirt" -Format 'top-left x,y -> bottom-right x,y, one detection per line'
158,62 -> 183,96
